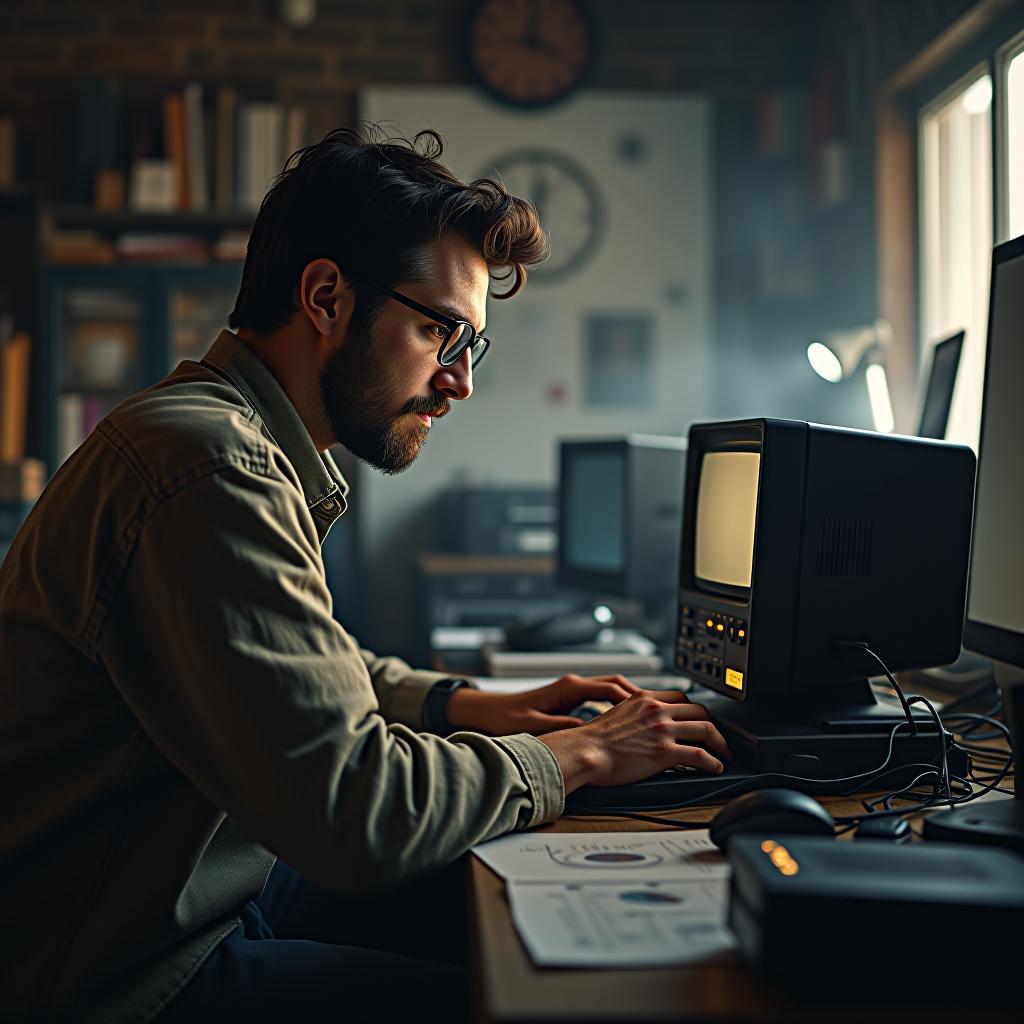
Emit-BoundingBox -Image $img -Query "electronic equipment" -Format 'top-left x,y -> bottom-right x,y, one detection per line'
726,835 -> 1024,1000
854,816 -> 911,843
437,485 -> 556,555
503,606 -> 612,651
503,435 -> 687,659
916,329 -> 964,439
708,789 -> 835,850
921,235 -> 1024,851
671,418 -> 975,778
569,418 -> 976,811
557,435 -> 687,600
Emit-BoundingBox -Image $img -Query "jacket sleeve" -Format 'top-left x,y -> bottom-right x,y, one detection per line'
353,645 -> 476,730
93,454 -> 564,894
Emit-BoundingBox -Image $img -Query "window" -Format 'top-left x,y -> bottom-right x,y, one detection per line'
919,68 -> 993,449
1000,32 -> 1024,240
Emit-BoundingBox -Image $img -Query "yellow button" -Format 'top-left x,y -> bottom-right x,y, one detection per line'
706,619 -> 714,628
738,629 -> 745,638
725,668 -> 744,690
716,623 -> 724,632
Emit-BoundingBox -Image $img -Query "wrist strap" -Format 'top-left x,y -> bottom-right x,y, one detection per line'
423,677 -> 472,735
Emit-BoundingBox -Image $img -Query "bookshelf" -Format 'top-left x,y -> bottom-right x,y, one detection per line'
40,259 -> 245,473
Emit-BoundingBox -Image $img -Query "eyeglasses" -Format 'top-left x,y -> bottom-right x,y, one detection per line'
359,279 -> 491,369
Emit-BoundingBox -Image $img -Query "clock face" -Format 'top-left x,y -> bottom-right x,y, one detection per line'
468,0 -> 595,109
482,148 -> 604,283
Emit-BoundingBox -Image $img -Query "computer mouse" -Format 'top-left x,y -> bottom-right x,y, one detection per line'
709,788 -> 835,850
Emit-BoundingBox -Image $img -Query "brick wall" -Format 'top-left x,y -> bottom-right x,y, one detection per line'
0,0 -> 819,183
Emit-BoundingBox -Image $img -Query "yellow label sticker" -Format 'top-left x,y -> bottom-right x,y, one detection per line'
725,668 -> 744,690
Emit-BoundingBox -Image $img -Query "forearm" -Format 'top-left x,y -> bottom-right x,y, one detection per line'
536,729 -> 605,795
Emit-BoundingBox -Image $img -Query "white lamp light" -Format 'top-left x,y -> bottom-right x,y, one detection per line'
806,318 -> 895,433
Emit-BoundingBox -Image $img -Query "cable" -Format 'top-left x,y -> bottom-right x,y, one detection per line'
908,694 -> 953,808
833,640 -> 918,734
567,652 -> 1011,831
566,717 -> 923,818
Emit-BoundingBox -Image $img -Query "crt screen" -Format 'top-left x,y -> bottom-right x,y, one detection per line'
562,451 -> 625,573
694,450 -> 760,589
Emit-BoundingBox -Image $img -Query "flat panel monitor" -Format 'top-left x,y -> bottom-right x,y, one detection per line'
557,435 -> 686,600
675,418 -> 976,703
917,330 -> 964,440
963,234 -> 1024,669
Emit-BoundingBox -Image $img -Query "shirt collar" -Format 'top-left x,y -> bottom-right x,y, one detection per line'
202,330 -> 349,529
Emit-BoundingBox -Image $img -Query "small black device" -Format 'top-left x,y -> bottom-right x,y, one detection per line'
853,816 -> 911,843
916,329 -> 964,439
708,789 -> 835,850
503,606 -> 612,651
437,485 -> 556,556
727,835 -> 1024,1000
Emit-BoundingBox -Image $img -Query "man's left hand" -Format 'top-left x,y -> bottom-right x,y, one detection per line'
444,674 -> 642,736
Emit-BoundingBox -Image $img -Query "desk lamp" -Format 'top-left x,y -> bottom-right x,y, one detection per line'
807,318 -> 895,433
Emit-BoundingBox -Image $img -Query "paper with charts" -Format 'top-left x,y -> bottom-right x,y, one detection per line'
472,830 -> 736,967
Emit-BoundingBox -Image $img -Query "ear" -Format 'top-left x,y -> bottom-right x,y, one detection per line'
297,259 -> 355,338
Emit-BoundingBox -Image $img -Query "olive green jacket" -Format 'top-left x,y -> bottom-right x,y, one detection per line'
0,330 -> 564,1024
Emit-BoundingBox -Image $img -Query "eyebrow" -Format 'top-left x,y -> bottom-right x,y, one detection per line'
433,302 -> 485,335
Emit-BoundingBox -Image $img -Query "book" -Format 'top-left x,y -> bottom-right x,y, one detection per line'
285,104 -> 307,166
47,230 -> 117,264
0,115 -> 15,188
162,91 -> 188,210
482,631 -> 663,678
184,81 -> 208,211
215,86 -> 237,209
116,233 -> 209,262
130,159 -> 177,212
57,394 -> 85,466
0,329 -> 31,463
0,458 -> 44,501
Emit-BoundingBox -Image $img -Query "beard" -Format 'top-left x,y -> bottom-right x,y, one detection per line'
319,323 -> 450,475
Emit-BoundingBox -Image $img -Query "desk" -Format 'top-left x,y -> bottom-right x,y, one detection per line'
469,792 -> 1014,1023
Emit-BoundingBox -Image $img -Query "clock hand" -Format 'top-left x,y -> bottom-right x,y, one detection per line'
530,169 -> 550,225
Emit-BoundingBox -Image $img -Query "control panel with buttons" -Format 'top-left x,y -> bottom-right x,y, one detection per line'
675,603 -> 749,693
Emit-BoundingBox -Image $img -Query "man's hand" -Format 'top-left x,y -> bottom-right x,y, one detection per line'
445,674 -> 641,736
536,691 -> 732,793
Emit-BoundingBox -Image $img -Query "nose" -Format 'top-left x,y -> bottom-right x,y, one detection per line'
431,346 -> 473,401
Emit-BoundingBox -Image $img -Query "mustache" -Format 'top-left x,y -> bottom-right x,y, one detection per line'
402,394 -> 451,418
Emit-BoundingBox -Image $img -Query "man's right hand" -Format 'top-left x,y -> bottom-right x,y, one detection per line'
536,691 -> 731,793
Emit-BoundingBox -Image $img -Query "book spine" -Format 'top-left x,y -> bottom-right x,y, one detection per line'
161,92 -> 189,210
184,81 -> 208,210
215,86 -> 236,209
0,330 -> 31,463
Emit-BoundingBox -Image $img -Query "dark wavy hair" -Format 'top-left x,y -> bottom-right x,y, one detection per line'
229,124 -> 549,335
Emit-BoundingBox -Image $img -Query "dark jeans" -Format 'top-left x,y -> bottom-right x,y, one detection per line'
157,857 -> 473,1024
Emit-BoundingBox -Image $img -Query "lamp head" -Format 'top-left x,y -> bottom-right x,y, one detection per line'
807,318 -> 892,382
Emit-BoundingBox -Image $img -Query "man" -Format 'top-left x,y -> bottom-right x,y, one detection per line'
0,127 -> 729,1023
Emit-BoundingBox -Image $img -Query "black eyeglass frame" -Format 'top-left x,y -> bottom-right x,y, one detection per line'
356,278 -> 491,369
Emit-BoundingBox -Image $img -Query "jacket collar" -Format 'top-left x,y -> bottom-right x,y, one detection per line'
202,331 -> 349,527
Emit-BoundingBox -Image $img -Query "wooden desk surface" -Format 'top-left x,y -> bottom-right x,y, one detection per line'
469,795 -> 1013,1024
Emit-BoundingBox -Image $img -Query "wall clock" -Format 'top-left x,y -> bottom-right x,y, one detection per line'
482,147 -> 604,283
467,0 -> 596,109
